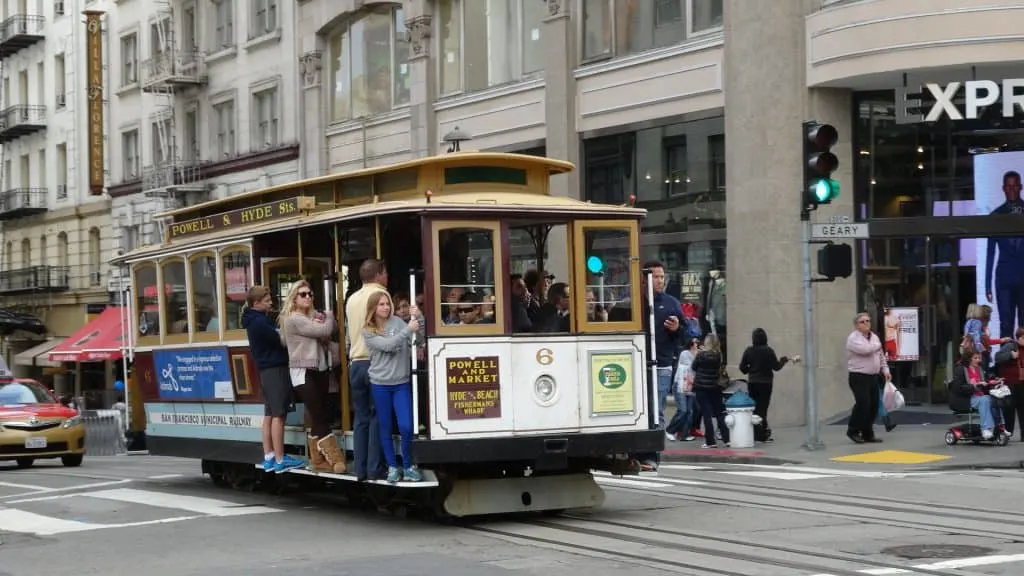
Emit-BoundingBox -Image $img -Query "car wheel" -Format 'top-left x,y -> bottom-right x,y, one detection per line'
61,454 -> 84,467
15,457 -> 34,469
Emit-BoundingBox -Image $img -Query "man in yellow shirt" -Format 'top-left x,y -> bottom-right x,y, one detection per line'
346,258 -> 389,481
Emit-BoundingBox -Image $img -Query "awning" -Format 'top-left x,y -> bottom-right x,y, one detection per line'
0,308 -> 46,335
14,338 -> 63,368
48,307 -> 126,363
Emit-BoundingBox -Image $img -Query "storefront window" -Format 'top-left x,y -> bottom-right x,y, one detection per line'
436,0 -> 546,96
583,114 -> 727,354
329,5 -> 410,123
581,0 -> 718,63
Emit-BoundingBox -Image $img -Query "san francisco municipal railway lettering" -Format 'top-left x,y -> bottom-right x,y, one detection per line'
154,412 -> 258,428
169,197 -> 303,239
446,356 -> 501,420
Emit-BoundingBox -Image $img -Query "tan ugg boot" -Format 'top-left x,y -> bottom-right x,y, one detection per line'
316,434 -> 347,474
307,436 -> 332,473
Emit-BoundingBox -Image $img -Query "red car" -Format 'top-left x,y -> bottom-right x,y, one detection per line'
0,378 -> 86,468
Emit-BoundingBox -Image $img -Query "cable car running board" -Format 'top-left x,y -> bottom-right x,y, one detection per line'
254,463 -> 440,488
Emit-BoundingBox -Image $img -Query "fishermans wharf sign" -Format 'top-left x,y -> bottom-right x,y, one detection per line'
169,197 -> 310,240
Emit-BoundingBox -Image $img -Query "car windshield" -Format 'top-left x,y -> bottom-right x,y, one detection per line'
0,382 -> 53,405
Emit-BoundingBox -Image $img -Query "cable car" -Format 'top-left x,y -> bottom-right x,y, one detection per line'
112,151 -> 663,517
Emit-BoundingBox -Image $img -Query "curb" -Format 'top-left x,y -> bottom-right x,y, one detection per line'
661,452 -> 800,466
919,459 -> 1024,472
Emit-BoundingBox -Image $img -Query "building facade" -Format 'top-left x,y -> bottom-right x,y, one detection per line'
105,0 -> 301,265
292,0 -> 1024,427
0,0 -> 116,380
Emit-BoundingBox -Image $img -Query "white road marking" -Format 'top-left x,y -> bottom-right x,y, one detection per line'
716,471 -> 840,481
82,487 -> 282,516
146,474 -> 184,480
0,508 -> 204,536
0,480 -> 54,493
592,470 -> 708,486
656,464 -> 713,471
809,552 -> 1024,576
0,479 -> 132,501
593,476 -> 675,489
715,464 -> 944,478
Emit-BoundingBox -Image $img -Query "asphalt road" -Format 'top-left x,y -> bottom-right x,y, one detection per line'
1,455 -> 1023,576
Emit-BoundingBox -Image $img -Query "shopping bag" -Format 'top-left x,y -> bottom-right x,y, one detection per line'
882,380 -> 905,413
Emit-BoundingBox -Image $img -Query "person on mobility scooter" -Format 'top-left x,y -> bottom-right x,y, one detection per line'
945,350 -> 1012,446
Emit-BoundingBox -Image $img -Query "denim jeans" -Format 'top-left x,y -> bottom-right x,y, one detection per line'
656,367 -> 673,428
695,388 -> 729,445
667,394 -> 694,437
349,360 -> 383,479
970,394 -> 1005,432
371,382 -> 414,469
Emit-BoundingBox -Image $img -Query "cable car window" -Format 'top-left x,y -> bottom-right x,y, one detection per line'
444,166 -> 527,186
190,253 -> 218,333
134,264 -> 160,338
437,227 -> 497,326
222,248 -> 252,331
584,228 -> 632,323
161,258 -> 188,334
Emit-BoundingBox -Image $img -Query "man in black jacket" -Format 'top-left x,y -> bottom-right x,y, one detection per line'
243,286 -> 303,473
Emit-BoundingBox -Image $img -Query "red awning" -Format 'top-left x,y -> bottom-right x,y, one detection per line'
48,307 -> 126,363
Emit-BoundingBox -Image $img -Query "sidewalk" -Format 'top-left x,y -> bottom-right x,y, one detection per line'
662,410 -> 1024,471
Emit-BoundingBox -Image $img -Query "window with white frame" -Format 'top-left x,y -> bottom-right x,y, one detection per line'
213,100 -> 236,158
121,33 -> 138,86
436,0 -> 547,96
328,5 -> 410,122
151,119 -> 172,165
213,0 -> 235,50
122,130 -> 139,180
151,20 -> 169,57
580,0 -> 720,62
54,53 -> 66,107
250,0 -> 278,39
252,86 -> 279,149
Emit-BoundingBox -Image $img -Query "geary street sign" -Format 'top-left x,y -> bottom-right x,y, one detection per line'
811,222 -> 870,239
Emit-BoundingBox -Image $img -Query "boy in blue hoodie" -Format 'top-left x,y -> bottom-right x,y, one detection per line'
243,286 -> 303,473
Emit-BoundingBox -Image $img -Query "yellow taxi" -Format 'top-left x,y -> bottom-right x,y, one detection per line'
0,378 -> 85,468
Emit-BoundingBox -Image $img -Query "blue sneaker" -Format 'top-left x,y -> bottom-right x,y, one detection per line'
402,467 -> 423,482
261,456 -> 274,471
386,466 -> 401,483
273,455 -> 305,474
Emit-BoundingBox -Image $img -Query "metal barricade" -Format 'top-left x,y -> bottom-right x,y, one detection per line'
82,409 -> 127,456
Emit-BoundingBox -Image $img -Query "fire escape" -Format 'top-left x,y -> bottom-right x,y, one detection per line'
132,0 -> 207,247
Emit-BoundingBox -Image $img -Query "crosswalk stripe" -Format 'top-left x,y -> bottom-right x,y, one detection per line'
0,508 -> 206,536
82,487 -> 282,517
594,476 -> 675,489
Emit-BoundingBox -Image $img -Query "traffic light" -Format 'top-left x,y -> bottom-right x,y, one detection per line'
803,121 -> 840,210
817,244 -> 852,280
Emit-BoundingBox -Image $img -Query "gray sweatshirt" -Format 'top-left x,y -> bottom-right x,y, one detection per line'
363,315 -> 422,385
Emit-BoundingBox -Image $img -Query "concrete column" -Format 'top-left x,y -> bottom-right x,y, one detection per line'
723,0 -> 856,427
405,0 -> 436,158
297,2 -> 327,178
542,0 -> 579,199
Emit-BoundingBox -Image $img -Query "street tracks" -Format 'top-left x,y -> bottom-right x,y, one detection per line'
460,473 -> 1023,576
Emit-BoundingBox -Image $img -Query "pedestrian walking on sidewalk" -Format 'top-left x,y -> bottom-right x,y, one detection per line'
994,327 -> 1024,441
692,334 -> 729,448
846,312 -> 890,444
738,328 -> 798,443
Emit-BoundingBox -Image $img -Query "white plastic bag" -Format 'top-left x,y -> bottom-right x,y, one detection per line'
882,380 -> 905,412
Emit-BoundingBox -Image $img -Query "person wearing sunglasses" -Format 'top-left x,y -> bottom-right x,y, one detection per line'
280,279 -> 345,473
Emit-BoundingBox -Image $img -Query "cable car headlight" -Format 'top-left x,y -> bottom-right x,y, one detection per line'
534,374 -> 557,405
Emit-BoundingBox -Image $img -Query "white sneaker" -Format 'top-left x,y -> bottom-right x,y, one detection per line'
981,429 -> 994,440
666,432 -> 676,441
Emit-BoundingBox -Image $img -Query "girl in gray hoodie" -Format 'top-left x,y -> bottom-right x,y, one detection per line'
363,291 -> 424,483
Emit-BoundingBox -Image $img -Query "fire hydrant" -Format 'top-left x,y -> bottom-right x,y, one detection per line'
724,390 -> 761,449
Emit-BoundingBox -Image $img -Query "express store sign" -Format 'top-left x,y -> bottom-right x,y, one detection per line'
896,79 -> 1024,124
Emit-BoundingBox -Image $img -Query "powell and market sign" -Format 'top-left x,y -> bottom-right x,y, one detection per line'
895,79 -> 1024,124
168,197 -> 311,240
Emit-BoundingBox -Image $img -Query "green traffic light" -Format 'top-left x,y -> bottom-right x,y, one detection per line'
812,179 -> 840,202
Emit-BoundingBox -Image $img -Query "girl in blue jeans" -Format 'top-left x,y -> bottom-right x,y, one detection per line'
363,291 -> 424,483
